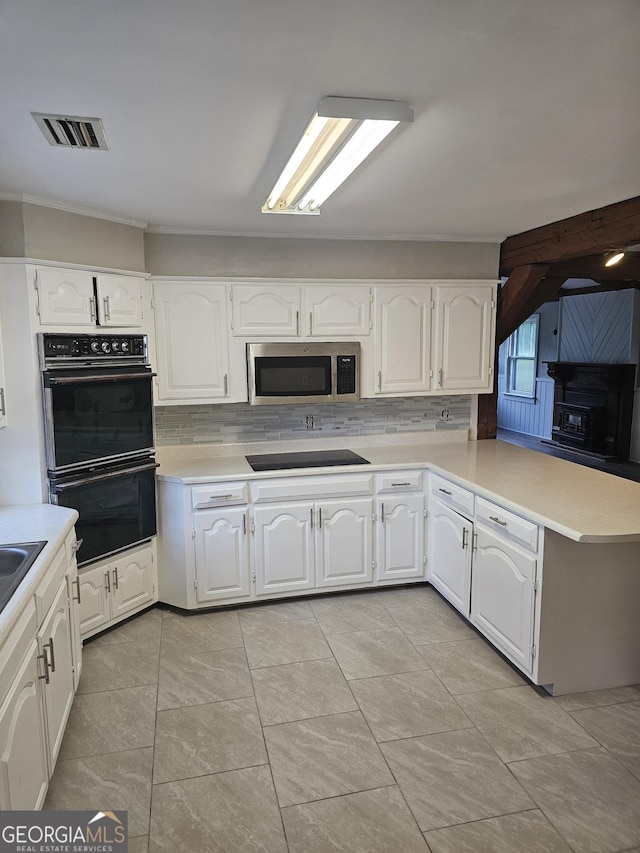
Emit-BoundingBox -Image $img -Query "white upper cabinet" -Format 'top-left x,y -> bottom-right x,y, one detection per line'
35,267 -> 144,327
432,282 -> 496,392
373,286 -> 432,395
232,284 -> 300,337
304,285 -> 371,337
153,282 -> 232,403
35,268 -> 96,325
95,274 -> 144,327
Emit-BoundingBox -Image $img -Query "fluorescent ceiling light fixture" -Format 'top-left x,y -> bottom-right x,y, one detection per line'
263,96 -> 413,215
604,249 -> 625,266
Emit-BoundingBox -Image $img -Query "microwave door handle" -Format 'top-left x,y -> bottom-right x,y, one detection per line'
50,461 -> 159,492
45,371 -> 155,385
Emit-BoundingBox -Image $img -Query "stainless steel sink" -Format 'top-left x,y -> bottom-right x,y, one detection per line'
0,541 -> 47,612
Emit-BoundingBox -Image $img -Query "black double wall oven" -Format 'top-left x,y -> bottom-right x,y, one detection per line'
39,333 -> 157,567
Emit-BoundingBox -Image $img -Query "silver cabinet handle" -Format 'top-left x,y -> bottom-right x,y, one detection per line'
438,488 -> 452,495
243,513 -> 247,535
89,295 -> 96,323
72,577 -> 82,604
103,295 -> 111,321
391,482 -> 411,487
211,494 -> 233,501
378,371 -> 382,391
0,387 -> 5,417
381,502 -> 385,523
462,528 -> 469,550
223,374 -> 228,396
489,516 -> 508,526
310,507 -> 314,530
309,312 -> 313,334
472,532 -> 478,552
71,538 -> 84,554
45,637 -> 56,673
113,567 -> 119,590
438,368 -> 443,387
318,507 -> 322,528
296,310 -> 300,335
105,571 -> 111,593
38,649 -> 50,684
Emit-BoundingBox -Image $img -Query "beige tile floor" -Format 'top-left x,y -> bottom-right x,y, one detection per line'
45,585 -> 640,853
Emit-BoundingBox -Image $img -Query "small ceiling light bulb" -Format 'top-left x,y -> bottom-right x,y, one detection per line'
604,250 -> 625,267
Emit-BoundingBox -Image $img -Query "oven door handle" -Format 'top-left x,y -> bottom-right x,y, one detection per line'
50,461 -> 159,492
45,371 -> 155,386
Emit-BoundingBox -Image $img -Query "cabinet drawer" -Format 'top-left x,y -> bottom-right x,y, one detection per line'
192,482 -> 248,509
430,473 -> 474,517
377,470 -> 424,493
251,474 -> 374,504
34,543 -> 67,625
475,496 -> 539,553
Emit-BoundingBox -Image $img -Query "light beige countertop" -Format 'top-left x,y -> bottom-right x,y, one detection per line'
0,504 -> 78,641
157,438 -> 640,544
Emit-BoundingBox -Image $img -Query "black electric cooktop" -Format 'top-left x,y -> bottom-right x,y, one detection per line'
245,449 -> 370,472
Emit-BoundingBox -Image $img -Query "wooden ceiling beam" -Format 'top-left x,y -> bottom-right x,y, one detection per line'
496,265 -> 568,343
499,195 -> 640,275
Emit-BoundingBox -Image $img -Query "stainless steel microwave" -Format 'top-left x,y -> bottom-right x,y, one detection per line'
247,342 -> 360,405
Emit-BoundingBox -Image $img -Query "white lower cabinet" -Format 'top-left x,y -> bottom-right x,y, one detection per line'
315,498 -> 374,588
376,494 -> 425,582
428,498 -> 472,613
194,507 -> 251,602
78,542 -> 157,639
0,526 -> 81,810
253,503 -> 315,596
471,525 -> 537,673
37,578 -> 75,769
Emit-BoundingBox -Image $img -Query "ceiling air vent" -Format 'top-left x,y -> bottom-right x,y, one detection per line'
31,113 -> 109,150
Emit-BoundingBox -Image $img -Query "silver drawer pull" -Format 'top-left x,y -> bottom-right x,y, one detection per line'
391,482 -> 411,487
211,494 -> 233,500
490,515 -> 508,526
438,488 -> 452,495
38,651 -> 50,684
72,577 -> 82,604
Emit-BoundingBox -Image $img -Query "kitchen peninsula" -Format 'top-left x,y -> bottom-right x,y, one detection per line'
156,436 -> 640,696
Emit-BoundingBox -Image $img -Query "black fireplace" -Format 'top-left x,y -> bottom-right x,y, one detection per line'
546,362 -> 636,458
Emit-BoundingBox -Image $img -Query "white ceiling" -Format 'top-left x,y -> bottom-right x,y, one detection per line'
1,0 -> 639,241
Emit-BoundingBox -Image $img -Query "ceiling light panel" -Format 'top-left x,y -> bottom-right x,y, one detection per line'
263,96 -> 413,215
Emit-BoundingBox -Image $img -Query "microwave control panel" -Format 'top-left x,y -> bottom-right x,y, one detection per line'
336,354 -> 357,395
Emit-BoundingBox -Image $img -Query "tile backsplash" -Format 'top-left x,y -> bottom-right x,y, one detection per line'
155,396 -> 471,446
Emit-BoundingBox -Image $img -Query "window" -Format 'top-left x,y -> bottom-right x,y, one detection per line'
506,314 -> 539,398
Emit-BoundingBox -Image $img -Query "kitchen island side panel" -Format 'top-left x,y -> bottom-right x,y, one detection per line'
536,529 -> 640,695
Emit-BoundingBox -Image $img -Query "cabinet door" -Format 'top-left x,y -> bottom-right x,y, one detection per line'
253,504 -> 315,596
66,561 -> 83,689
38,579 -> 75,769
377,495 -> 425,582
471,525 -> 536,674
232,284 -> 300,336
305,286 -> 371,337
374,286 -> 431,394
316,498 -> 373,588
428,499 -> 472,615
35,267 -> 95,325
432,283 -> 495,392
194,508 -> 251,603
111,544 -> 156,618
78,564 -> 112,637
153,282 -> 231,402
0,640 -> 49,809
96,274 -> 144,327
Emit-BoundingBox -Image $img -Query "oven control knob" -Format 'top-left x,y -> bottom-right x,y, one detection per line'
121,340 -> 130,353
90,340 -> 101,353
101,341 -> 111,353
111,340 -> 121,352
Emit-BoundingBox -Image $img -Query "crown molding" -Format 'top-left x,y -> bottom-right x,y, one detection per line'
0,193 -> 148,229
